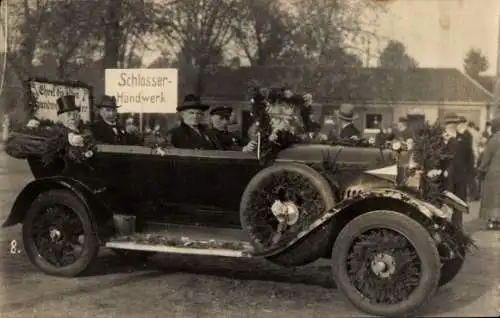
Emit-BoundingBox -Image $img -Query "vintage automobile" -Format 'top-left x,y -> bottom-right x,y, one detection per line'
3,131 -> 472,317
2,78 -> 473,317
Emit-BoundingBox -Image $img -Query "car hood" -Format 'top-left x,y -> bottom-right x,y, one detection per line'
276,144 -> 396,170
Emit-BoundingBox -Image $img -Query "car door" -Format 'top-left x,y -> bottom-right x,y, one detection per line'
151,148 -> 261,226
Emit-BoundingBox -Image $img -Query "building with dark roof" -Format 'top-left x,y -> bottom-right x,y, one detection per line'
200,66 -> 493,136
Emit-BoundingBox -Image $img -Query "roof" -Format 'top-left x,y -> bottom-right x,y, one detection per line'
477,75 -> 495,93
202,67 -> 492,103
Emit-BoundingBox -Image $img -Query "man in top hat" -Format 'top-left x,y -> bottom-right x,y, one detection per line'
57,95 -> 82,132
92,95 -> 138,145
338,103 -> 361,140
441,112 -> 470,228
169,94 -> 221,150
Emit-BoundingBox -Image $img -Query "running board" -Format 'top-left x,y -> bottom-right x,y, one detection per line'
105,241 -> 253,257
105,229 -> 255,258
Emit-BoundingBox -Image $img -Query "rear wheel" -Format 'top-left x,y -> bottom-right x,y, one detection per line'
331,210 -> 440,317
22,189 -> 99,277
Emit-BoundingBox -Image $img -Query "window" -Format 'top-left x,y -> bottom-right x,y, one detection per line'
365,113 -> 382,130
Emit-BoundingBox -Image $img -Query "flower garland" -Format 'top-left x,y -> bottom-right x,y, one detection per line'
5,118 -> 96,168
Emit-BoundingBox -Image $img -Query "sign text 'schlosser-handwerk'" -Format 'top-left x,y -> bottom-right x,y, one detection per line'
29,80 -> 91,123
105,69 -> 178,113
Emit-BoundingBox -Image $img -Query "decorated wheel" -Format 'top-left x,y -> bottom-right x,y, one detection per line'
240,163 -> 336,267
438,246 -> 465,287
22,189 -> 100,277
331,210 -> 440,317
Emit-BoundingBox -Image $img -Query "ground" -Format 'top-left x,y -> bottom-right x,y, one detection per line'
0,152 -> 499,317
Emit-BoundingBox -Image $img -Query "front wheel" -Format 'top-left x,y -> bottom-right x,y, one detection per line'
22,189 -> 100,277
331,210 -> 441,317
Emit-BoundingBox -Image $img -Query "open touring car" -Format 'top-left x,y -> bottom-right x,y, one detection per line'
3,135 -> 472,317
3,77 -> 473,317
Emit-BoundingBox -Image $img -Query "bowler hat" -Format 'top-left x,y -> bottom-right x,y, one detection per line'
177,94 -> 210,112
338,103 -> 358,121
398,116 -> 408,123
443,112 -> 461,124
97,95 -> 120,109
56,95 -> 80,115
458,116 -> 467,123
210,106 -> 233,117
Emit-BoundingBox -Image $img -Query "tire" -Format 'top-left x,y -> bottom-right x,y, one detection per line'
331,210 -> 441,317
240,163 -> 335,267
438,246 -> 465,287
22,189 -> 100,277
111,249 -> 156,263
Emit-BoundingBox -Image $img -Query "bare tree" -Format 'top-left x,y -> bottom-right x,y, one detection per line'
232,0 -> 297,66
156,0 -> 241,95
37,0 -> 104,79
2,0 -> 55,81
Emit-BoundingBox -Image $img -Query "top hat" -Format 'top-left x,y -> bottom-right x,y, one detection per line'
443,112 -> 461,124
56,95 -> 80,115
338,103 -> 358,121
177,94 -> 210,112
210,106 -> 233,117
97,95 -> 120,109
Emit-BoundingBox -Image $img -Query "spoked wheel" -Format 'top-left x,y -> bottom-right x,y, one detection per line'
331,211 -> 440,317
23,190 -> 99,277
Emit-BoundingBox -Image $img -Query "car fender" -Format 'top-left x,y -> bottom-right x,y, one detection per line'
2,176 -> 116,239
252,187 -> 444,258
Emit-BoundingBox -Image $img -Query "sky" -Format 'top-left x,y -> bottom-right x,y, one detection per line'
375,0 -> 500,75
0,0 -> 499,75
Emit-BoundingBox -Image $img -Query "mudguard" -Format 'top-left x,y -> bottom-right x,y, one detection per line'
2,176 -> 117,239
252,187 -> 453,258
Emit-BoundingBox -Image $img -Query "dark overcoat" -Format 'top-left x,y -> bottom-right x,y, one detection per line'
170,122 -> 220,150
92,119 -> 128,145
210,128 -> 242,150
478,131 -> 500,220
442,136 -> 469,201
339,123 -> 361,139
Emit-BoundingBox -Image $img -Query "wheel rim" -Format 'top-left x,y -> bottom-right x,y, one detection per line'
30,204 -> 86,268
346,228 -> 422,304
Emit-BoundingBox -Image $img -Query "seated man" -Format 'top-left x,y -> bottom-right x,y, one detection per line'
209,105 -> 256,152
169,94 -> 220,150
92,95 -> 142,145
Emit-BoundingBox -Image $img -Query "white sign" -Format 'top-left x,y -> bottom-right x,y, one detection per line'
105,68 -> 178,113
28,80 -> 92,123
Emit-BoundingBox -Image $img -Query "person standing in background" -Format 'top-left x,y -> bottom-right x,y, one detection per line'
467,121 -> 481,200
442,113 -> 469,229
456,116 -> 475,201
2,114 -> 10,142
478,117 -> 500,229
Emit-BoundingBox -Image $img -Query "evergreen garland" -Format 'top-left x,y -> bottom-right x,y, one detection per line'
410,122 -> 449,205
5,118 -> 96,168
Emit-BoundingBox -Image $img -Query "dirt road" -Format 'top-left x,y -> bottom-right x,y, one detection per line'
0,154 -> 498,317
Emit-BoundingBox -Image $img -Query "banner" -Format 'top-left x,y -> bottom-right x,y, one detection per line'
27,79 -> 92,123
105,68 -> 178,114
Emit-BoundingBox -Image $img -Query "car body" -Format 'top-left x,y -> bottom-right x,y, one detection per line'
3,139 -> 472,317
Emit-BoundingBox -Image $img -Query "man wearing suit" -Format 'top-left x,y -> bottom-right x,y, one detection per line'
92,95 -> 141,145
441,113 -> 470,229
338,103 -> 361,139
169,94 -> 221,150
